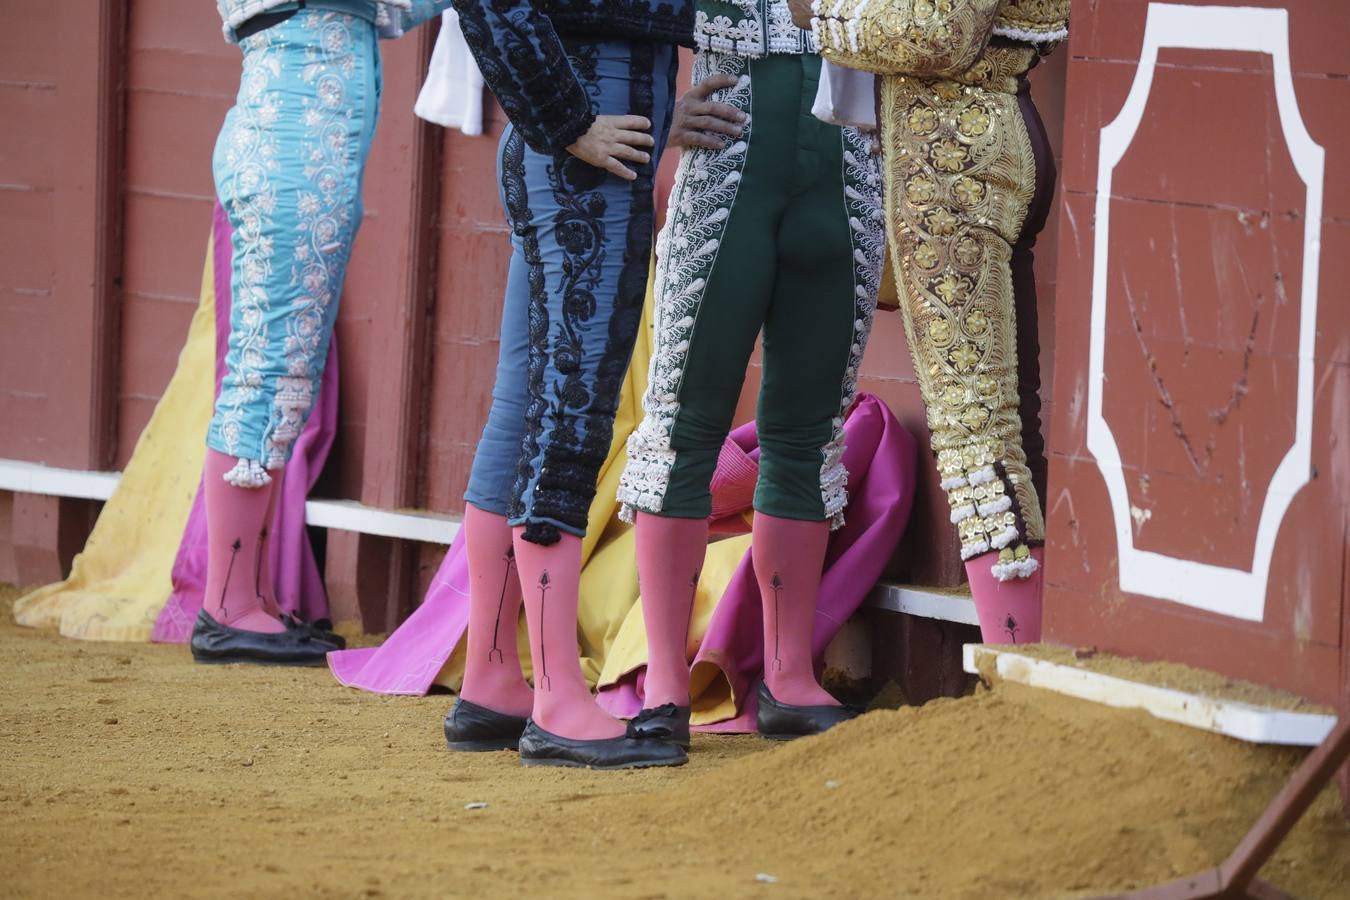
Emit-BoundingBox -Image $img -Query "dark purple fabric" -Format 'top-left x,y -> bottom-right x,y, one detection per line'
329,394 -> 917,733
151,202 -> 339,643
1012,76 -> 1056,508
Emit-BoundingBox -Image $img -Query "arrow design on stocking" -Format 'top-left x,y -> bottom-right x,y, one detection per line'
770,572 -> 784,672
488,546 -> 516,664
219,538 -> 242,620
536,570 -> 552,691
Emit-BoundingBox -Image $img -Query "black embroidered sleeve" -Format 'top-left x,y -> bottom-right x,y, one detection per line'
452,0 -> 597,154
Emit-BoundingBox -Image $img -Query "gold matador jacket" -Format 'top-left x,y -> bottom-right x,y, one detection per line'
810,0 -> 1069,580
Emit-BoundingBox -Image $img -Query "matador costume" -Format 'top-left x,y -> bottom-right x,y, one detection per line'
613,0 -> 886,741
812,0 -> 1068,595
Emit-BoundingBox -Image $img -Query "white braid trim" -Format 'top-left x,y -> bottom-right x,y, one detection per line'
222,458 -> 273,489
940,475 -> 969,491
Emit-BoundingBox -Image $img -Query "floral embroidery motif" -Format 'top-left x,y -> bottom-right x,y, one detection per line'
875,34 -> 1048,577
694,0 -> 815,56
618,51 -> 752,522
212,12 -> 371,481
511,44 -> 662,543
453,0 -> 595,153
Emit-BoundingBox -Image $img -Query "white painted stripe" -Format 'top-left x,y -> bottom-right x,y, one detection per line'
865,583 -> 980,626
302,499 -> 460,544
0,459 -> 121,501
0,458 -> 462,545
963,645 -> 1337,747
1088,3 -> 1324,621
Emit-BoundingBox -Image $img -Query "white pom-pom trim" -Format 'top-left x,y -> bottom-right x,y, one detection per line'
991,556 -> 1041,581
959,539 -> 990,560
222,458 -> 273,489
989,525 -> 1020,550
968,466 -> 997,486
976,495 -> 1013,516
950,504 -> 977,523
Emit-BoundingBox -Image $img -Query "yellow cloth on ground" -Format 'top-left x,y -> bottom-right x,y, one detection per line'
432,272 -> 753,724
13,242 -> 217,641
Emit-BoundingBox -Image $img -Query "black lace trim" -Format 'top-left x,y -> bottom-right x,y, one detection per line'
545,0 -> 695,48
502,129 -> 552,538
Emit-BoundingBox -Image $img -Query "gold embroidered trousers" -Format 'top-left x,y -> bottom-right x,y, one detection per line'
878,47 -> 1053,577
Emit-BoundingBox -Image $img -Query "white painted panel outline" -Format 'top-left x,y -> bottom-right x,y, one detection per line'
1088,3 -> 1324,621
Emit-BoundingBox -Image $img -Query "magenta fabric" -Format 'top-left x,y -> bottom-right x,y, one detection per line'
151,202 -> 339,643
330,394 -> 917,732
600,394 -> 917,729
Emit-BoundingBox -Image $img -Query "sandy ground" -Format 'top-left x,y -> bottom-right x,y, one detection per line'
2,583 -> 1347,899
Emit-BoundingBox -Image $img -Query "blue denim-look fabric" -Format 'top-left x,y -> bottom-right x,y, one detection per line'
465,39 -> 677,544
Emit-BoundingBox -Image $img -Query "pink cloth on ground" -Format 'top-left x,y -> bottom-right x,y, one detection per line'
328,394 -> 917,731
151,202 -> 339,643
599,395 -> 917,730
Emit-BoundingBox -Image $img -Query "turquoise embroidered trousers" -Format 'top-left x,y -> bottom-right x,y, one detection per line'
208,10 -> 380,477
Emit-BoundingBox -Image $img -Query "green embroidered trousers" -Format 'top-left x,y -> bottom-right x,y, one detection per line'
618,50 -> 885,526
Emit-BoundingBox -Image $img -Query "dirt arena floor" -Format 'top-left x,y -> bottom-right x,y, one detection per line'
2,583 -> 1348,899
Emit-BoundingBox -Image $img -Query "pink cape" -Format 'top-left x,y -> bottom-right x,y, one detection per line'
151,202 -> 338,642
328,394 -> 916,729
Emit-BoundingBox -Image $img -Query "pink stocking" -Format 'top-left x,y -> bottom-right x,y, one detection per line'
201,450 -> 284,634
634,512 -> 708,708
965,547 -> 1044,644
458,505 -> 533,718
255,478 -> 283,618
752,512 -> 837,707
513,530 -> 624,740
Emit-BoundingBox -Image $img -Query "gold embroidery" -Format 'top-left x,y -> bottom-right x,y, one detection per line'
878,58 -> 1046,566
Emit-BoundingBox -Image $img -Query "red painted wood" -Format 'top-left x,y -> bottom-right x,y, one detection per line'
1043,0 -> 1350,706
117,0 -> 236,467
10,494 -> 100,587
0,493 -> 17,586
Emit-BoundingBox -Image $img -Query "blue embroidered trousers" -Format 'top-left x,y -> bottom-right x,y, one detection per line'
208,11 -> 380,479
465,39 -> 678,545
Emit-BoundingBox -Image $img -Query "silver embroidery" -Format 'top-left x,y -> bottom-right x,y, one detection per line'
819,126 -> 884,527
618,52 -> 753,522
215,26 -> 285,462
695,0 -> 817,57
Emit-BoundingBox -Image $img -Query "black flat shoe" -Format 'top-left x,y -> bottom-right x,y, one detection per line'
756,681 -> 861,741
443,698 -> 529,752
627,703 -> 691,750
517,721 -> 688,770
190,610 -> 336,667
280,613 -> 347,650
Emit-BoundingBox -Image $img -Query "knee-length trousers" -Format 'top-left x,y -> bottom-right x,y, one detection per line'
465,39 -> 679,545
